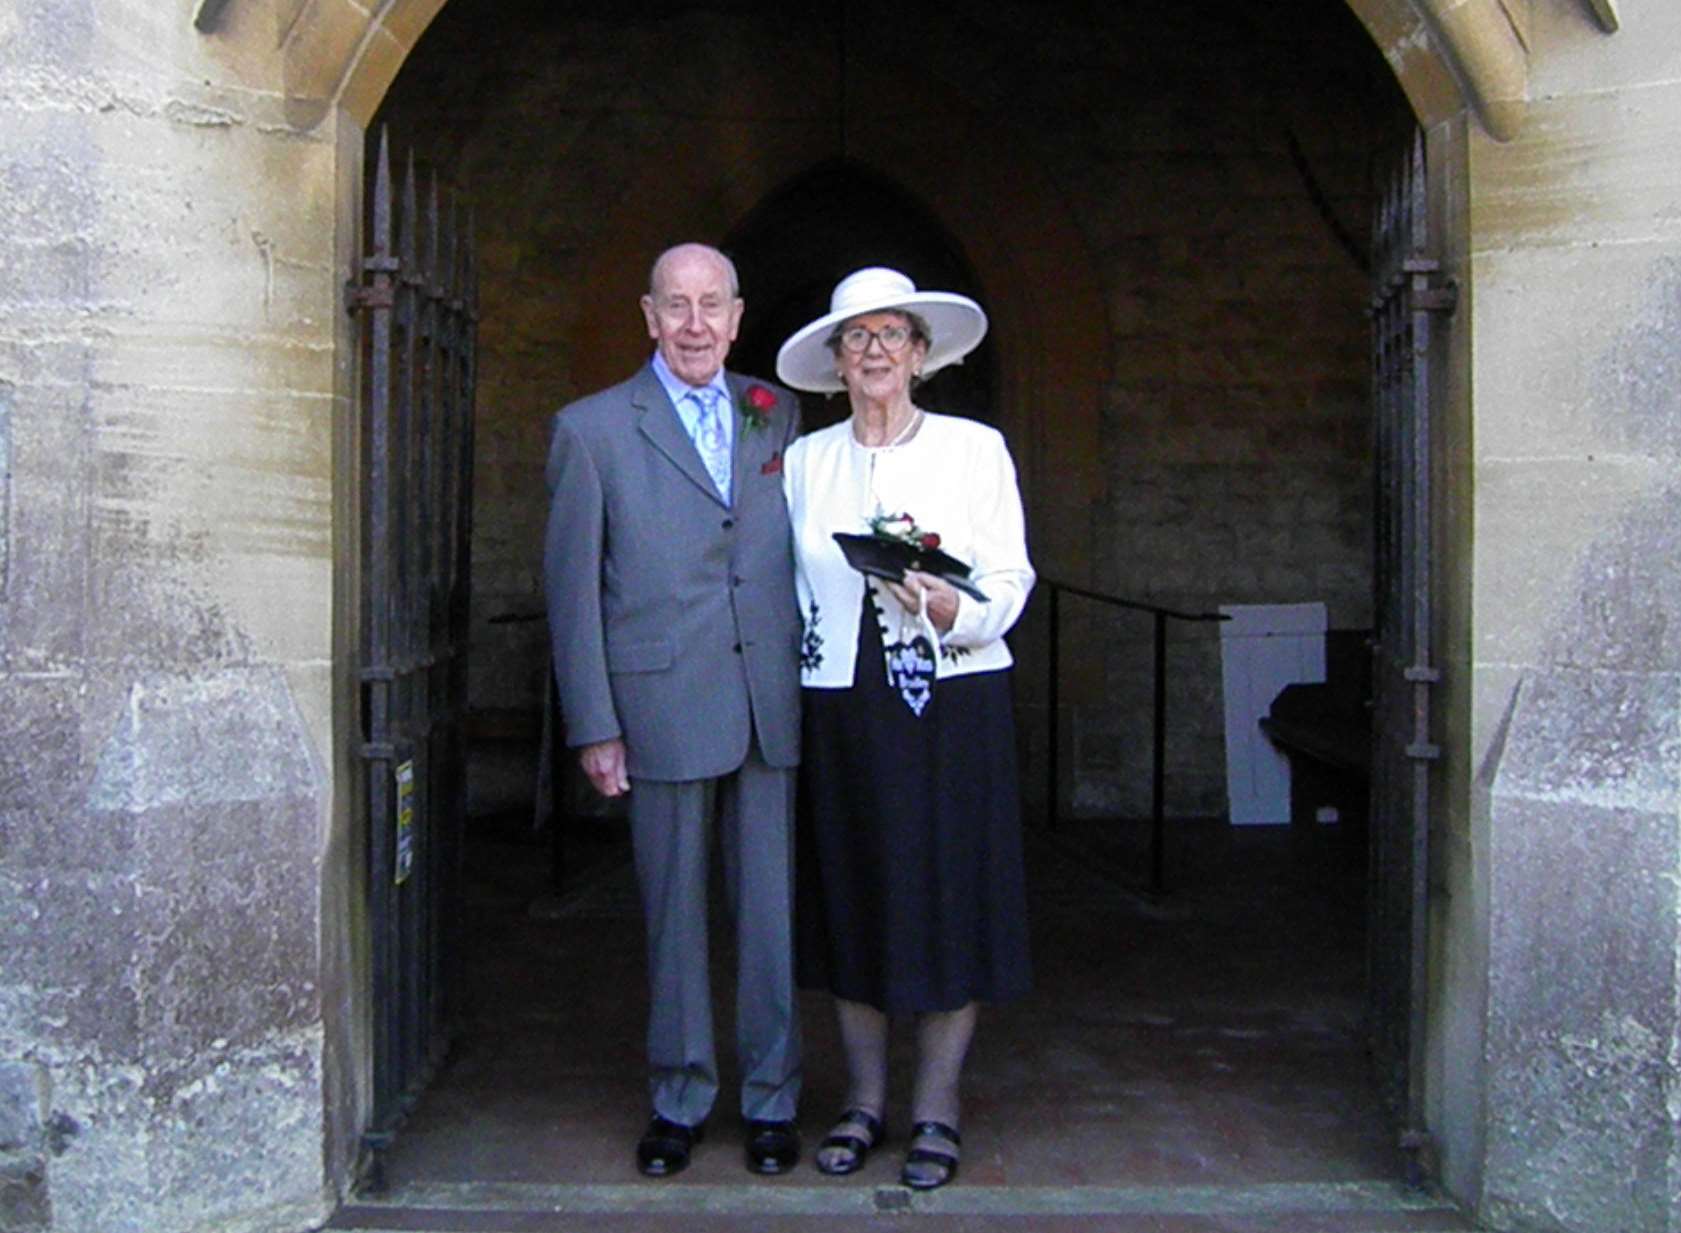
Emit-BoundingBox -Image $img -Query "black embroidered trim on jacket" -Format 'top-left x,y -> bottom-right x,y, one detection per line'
800,600 -> 825,671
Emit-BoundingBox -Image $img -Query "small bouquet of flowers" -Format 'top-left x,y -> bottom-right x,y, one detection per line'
867,510 -> 943,550
832,510 -> 988,602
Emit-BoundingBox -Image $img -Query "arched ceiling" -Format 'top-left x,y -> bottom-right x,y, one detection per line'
189,0 -> 1621,143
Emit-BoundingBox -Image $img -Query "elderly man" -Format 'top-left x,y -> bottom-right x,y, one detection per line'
543,243 -> 802,1177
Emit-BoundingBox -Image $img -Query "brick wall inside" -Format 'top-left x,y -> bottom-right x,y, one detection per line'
374,0 -> 1413,821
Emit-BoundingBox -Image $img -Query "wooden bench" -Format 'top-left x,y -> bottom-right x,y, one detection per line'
1257,631 -> 1371,830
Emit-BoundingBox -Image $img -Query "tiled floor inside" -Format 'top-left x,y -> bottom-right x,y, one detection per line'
329,812 -> 1475,1231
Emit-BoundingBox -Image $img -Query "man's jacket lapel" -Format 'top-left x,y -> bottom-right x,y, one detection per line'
632,366 -> 728,508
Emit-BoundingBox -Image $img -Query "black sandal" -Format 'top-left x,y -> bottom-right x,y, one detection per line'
815,1107 -> 885,1176
900,1120 -> 961,1190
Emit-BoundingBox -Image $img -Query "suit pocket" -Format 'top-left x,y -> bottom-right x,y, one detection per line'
607,638 -> 674,673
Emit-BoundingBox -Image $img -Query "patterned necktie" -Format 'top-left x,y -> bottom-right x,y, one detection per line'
687,388 -> 731,501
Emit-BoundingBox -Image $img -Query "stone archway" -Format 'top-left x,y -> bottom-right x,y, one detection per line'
297,0 -> 1485,1202
214,0 -> 1625,1215
273,0 -> 1527,138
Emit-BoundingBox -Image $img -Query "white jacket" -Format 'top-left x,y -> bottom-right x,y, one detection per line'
783,412 -> 1035,689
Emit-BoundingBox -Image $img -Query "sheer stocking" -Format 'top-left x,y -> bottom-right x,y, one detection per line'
815,998 -> 889,1172
903,1002 -> 977,1186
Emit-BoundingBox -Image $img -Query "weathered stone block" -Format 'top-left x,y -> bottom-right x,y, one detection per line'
26,1062 -> 146,1233
87,668 -> 319,817
66,669 -> 325,1063
1538,484 -> 1681,678
1,376 -> 90,669
0,381 -> 10,599
283,0 -> 377,115
0,676 -> 93,857
1477,246 -> 1681,467
0,1061 -> 44,1151
1474,456 -> 1661,671
1525,635 -> 1680,772
136,800 -> 322,1058
1483,667 -> 1680,1233
141,1030 -> 327,1233
0,870 -> 143,1056
0,1155 -> 50,1231
1474,82 -> 1681,252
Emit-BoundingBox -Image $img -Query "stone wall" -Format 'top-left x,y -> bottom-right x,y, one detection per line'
0,1 -> 339,1229
1462,6 -> 1681,1227
376,0 -> 1411,822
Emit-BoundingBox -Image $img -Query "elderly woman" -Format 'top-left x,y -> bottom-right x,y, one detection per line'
777,268 -> 1034,1189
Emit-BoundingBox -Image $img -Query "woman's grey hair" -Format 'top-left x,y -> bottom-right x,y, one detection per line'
824,308 -> 932,354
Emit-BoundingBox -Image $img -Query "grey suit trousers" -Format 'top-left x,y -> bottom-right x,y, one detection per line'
628,736 -> 801,1126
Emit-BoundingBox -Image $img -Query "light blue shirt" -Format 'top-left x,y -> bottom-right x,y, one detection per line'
650,351 -> 735,465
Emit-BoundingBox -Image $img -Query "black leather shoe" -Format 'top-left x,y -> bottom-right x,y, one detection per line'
636,1115 -> 703,1177
744,1118 -> 800,1175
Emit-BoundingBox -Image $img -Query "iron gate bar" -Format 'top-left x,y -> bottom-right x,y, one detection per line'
425,180 -> 447,1067
354,129 -> 399,1149
351,127 -> 478,1179
444,200 -> 478,1036
1367,128 -> 1453,1180
395,144 -> 422,1118
1040,579 -> 1228,893
423,156 -> 444,1093
1402,130 -> 1451,1170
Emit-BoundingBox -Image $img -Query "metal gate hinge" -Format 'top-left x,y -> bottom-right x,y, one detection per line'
347,283 -> 395,313
1403,666 -> 1440,683
1406,742 -> 1441,761
347,256 -> 402,314
360,741 -> 396,761
1409,280 -> 1458,316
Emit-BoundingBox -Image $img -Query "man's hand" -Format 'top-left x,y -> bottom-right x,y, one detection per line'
579,738 -> 630,797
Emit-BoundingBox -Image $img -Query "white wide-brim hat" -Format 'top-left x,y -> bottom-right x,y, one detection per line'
775,267 -> 988,393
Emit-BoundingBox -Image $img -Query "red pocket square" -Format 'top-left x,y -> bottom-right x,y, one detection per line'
760,452 -> 783,475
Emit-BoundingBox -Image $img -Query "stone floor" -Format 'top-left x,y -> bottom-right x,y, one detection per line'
322,812 -> 1477,1232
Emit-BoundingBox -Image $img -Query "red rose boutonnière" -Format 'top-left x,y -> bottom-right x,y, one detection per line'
739,383 -> 777,433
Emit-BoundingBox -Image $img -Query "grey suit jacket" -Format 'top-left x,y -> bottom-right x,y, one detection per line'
543,364 -> 802,781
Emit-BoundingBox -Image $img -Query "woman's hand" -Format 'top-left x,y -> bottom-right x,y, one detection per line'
885,569 -> 959,634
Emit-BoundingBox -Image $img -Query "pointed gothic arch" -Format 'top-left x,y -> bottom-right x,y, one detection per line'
722,158 -> 996,437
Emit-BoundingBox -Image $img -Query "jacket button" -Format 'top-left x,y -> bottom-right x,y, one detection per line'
722,518 -> 735,530
732,575 -> 743,587
732,643 -> 742,653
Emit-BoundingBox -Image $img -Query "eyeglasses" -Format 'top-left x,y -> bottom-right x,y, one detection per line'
838,324 -> 914,353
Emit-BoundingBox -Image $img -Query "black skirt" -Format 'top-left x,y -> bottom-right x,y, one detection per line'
795,593 -> 1032,1014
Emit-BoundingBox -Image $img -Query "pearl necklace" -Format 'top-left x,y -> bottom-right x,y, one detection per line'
858,408 -> 922,524
854,407 -> 922,451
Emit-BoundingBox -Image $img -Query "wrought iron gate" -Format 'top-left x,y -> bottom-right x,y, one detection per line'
1368,129 -> 1454,1172
349,129 -> 478,1175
